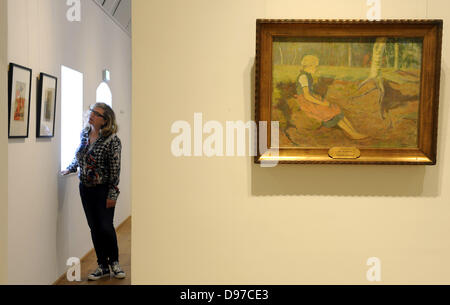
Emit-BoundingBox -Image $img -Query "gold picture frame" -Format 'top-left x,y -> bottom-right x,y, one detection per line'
255,19 -> 443,165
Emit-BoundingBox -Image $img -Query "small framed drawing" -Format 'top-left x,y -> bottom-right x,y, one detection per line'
8,63 -> 32,138
36,73 -> 58,137
255,20 -> 443,165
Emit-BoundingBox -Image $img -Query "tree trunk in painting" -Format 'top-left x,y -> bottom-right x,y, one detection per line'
368,37 -> 387,78
351,37 -> 389,125
291,48 -> 297,65
279,46 -> 284,65
394,42 -> 399,70
356,37 -> 387,92
348,44 -> 352,67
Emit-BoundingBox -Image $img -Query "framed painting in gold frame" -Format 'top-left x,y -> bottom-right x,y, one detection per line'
255,20 -> 443,165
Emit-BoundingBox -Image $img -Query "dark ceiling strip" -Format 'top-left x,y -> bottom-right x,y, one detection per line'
112,0 -> 122,16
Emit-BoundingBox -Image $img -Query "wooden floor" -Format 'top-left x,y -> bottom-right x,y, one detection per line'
54,217 -> 131,285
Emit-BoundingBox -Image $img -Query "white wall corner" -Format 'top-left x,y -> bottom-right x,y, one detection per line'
0,0 -> 9,285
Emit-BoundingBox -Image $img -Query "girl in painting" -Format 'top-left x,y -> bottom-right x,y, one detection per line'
295,55 -> 368,140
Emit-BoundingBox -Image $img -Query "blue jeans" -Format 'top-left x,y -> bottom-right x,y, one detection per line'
79,183 -> 119,266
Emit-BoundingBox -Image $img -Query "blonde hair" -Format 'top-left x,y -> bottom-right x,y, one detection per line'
301,55 -> 319,69
84,103 -> 118,137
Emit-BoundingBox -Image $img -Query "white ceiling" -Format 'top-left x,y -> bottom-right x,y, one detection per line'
93,0 -> 131,37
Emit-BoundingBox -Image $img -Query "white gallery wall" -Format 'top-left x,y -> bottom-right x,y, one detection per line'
7,0 -> 131,284
132,0 -> 450,284
0,0 -> 8,285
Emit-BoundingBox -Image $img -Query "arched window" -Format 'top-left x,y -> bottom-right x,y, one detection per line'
96,81 -> 112,107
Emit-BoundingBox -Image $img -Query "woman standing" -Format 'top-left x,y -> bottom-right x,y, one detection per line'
295,55 -> 368,140
61,102 -> 126,280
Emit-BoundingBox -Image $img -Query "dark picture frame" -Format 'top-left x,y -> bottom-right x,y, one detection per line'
8,63 -> 32,138
255,19 -> 443,165
36,72 -> 58,138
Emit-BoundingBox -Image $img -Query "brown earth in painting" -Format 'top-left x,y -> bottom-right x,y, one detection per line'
273,73 -> 420,149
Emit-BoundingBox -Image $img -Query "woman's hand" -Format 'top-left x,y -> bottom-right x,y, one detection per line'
60,169 -> 70,176
106,199 -> 117,208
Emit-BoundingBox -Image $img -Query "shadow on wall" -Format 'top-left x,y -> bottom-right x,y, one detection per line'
251,163 -> 430,197
247,58 -> 445,198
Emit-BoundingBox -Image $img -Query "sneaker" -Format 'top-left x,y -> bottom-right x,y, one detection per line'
87,265 -> 110,281
110,261 -> 126,279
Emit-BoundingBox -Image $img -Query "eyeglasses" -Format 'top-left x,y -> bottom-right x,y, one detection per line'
90,109 -> 107,120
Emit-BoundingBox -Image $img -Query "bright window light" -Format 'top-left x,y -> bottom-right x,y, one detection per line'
96,82 -> 112,107
61,65 -> 83,171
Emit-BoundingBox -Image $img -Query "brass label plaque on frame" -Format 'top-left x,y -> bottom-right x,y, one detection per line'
328,147 -> 361,159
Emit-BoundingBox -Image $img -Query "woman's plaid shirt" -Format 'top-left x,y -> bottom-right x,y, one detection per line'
67,127 -> 122,201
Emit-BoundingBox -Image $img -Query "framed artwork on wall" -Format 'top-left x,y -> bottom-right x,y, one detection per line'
255,19 -> 443,165
36,73 -> 57,138
8,63 -> 32,138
